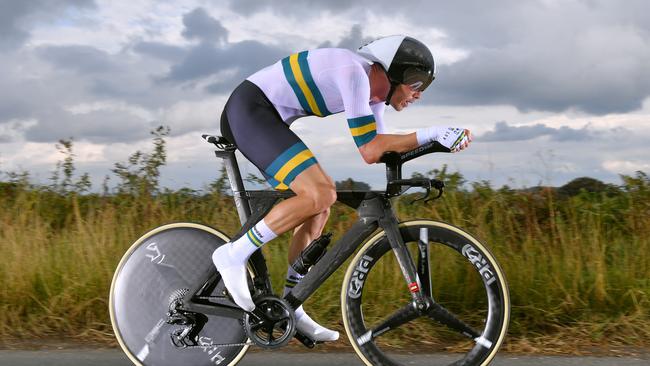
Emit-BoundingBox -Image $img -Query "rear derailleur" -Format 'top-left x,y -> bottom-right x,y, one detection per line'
166,288 -> 208,348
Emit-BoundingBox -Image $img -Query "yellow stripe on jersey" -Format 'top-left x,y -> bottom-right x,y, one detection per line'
288,54 -> 323,116
349,122 -> 377,137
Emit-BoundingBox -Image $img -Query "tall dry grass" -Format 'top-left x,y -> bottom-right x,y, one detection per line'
1,170 -> 648,352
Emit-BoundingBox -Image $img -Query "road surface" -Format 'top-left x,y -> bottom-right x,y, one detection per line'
0,349 -> 648,365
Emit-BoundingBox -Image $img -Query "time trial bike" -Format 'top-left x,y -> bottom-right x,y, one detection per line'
109,134 -> 510,366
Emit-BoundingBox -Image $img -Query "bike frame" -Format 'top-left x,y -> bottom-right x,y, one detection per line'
181,145 -> 430,318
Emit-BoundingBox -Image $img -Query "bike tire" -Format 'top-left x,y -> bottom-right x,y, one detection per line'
109,222 -> 250,366
341,220 -> 510,366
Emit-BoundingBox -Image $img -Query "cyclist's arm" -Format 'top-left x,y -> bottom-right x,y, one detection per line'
358,133 -> 419,164
354,102 -> 418,164
331,64 -> 383,161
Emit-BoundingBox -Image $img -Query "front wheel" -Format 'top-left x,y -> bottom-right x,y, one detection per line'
342,220 -> 510,366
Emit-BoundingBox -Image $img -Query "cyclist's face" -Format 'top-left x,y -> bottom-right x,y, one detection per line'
390,84 -> 422,111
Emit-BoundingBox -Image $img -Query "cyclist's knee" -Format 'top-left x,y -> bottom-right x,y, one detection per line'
290,165 -> 336,213
312,182 -> 336,212
298,181 -> 336,214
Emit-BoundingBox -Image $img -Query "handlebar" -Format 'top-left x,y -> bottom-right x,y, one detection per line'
386,178 -> 445,203
379,141 -> 450,198
379,141 -> 450,166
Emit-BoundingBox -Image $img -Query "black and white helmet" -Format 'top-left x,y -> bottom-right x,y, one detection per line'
358,35 -> 436,95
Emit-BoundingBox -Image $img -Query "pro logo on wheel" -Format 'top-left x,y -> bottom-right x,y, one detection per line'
347,255 -> 374,299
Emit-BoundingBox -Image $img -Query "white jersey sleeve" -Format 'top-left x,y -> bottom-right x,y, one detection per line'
331,63 -> 380,148
370,102 -> 386,134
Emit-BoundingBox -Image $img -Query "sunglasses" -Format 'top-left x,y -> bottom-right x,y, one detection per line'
403,67 -> 435,92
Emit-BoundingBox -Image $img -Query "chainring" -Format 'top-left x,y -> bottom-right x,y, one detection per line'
244,295 -> 296,349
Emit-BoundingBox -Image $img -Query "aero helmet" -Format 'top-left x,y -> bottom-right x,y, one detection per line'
358,35 -> 435,104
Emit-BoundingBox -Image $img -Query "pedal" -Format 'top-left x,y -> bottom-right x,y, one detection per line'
293,330 -> 316,348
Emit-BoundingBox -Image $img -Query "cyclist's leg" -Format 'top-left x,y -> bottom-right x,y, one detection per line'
213,80 -> 336,312
288,206 -> 330,263
285,213 -> 341,341
256,158 -> 340,341
263,164 -> 336,238
216,81 -> 339,340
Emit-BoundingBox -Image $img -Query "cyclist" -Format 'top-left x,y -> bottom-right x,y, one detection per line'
213,35 -> 472,342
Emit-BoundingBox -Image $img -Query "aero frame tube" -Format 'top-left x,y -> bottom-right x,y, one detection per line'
287,220 -> 379,306
215,150 -> 251,224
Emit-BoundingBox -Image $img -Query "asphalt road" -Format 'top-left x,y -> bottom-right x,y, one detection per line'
0,350 -> 648,366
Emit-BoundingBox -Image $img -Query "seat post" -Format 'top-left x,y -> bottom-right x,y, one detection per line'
215,149 -> 251,225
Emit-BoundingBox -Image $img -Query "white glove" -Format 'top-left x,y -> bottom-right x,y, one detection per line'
416,126 -> 471,152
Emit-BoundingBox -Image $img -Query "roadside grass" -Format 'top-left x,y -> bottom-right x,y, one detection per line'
0,171 -> 648,353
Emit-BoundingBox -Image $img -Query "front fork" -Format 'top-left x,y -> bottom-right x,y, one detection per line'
379,215 -> 431,310
417,227 -> 433,299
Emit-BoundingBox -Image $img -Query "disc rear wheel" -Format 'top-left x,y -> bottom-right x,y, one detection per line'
109,223 -> 250,366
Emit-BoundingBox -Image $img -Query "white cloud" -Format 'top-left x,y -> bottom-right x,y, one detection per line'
213,7 -> 353,50
529,99 -> 650,131
162,95 -> 228,135
165,131 -> 221,163
0,142 -> 61,168
28,1 -> 196,52
66,141 -> 107,163
65,101 -> 155,120
603,160 -> 650,175
0,119 -> 38,143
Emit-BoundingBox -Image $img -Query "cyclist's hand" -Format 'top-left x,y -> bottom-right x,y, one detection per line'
416,126 -> 472,153
451,129 -> 472,153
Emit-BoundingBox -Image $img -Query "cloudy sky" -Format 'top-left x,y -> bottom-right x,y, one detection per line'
1,0 -> 649,191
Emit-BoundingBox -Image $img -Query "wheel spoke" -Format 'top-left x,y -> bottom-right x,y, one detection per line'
265,324 -> 275,343
250,319 -> 266,331
426,301 -> 481,339
357,303 -> 420,346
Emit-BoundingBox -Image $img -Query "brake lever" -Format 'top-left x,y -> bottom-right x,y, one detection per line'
409,180 -> 432,205
424,180 -> 445,203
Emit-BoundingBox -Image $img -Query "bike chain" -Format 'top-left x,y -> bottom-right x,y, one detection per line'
179,340 -> 255,349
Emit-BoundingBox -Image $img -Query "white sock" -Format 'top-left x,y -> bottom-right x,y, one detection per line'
213,219 -> 278,311
283,265 -> 303,295
283,265 -> 339,342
